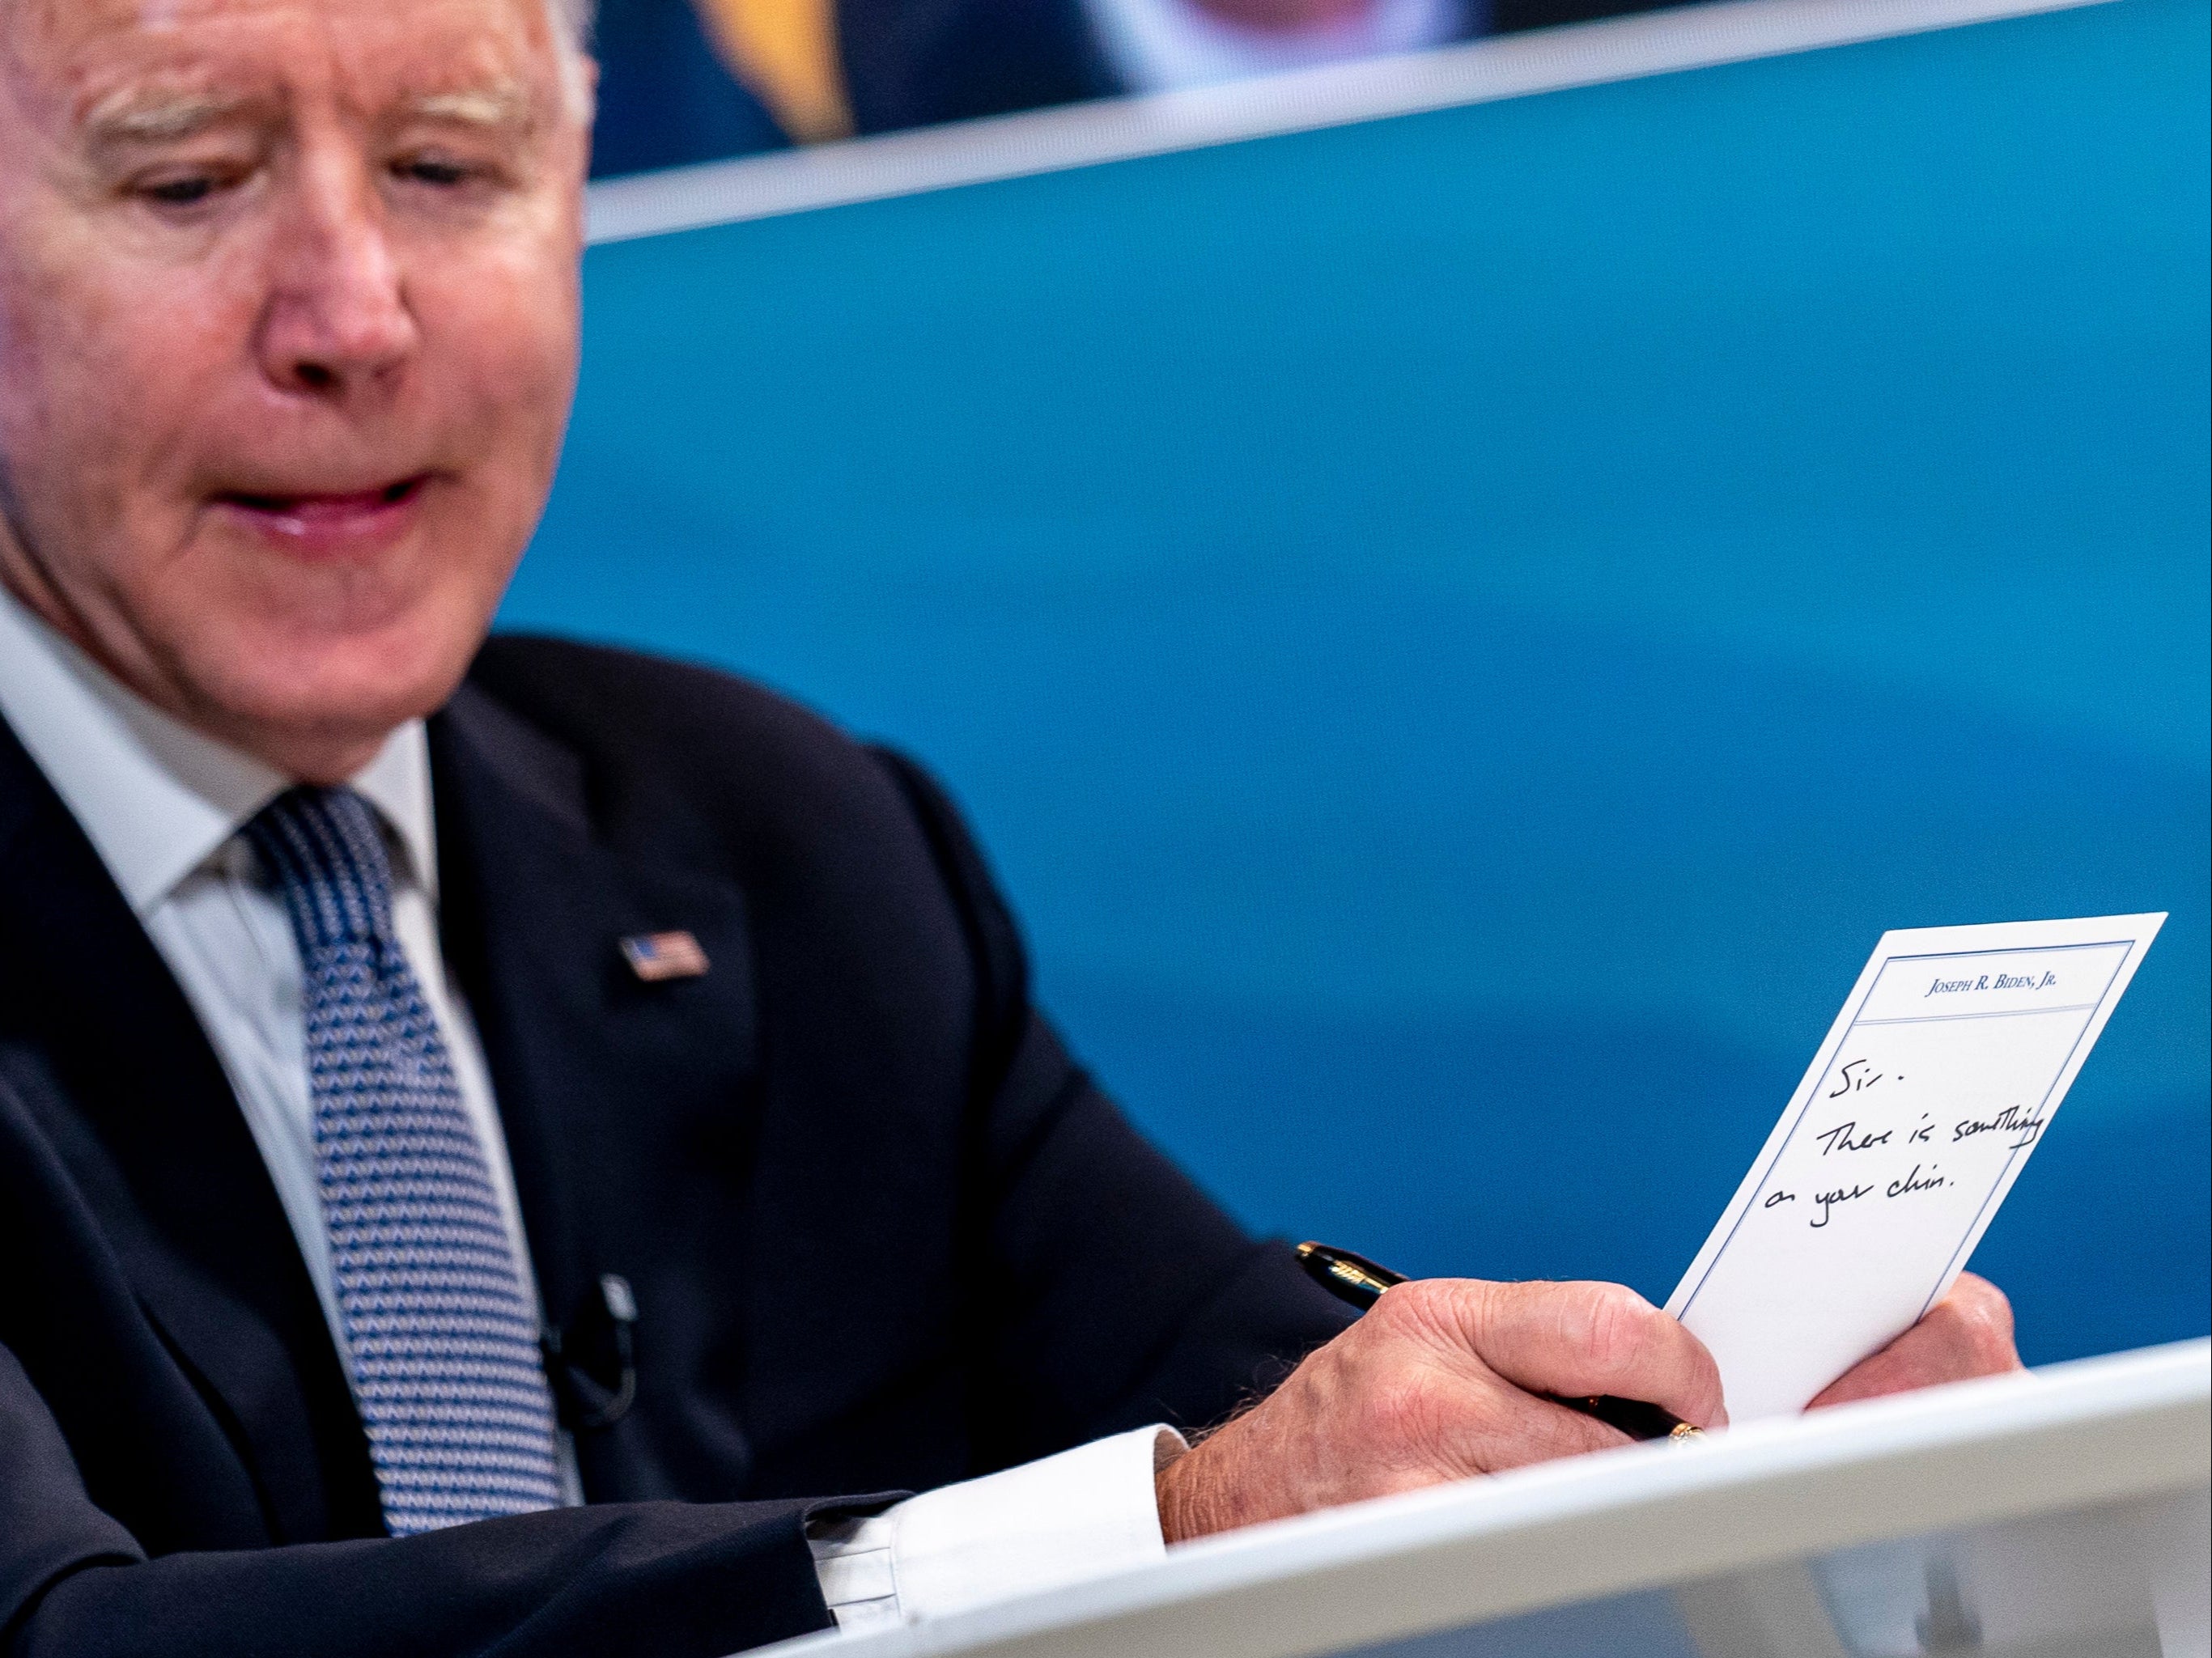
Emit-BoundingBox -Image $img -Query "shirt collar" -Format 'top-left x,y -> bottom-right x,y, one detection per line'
0,583 -> 439,917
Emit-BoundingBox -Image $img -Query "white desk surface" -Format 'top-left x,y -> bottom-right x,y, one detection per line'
754,1338 -> 2210,1658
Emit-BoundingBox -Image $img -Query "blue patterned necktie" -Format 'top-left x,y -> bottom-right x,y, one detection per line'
247,786 -> 563,1534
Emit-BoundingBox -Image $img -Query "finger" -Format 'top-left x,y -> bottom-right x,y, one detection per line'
1808,1274 -> 2022,1410
1944,1272 -> 2023,1361
1392,1278 -> 1728,1429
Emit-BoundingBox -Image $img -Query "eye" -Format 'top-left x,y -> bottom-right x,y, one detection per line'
140,172 -> 219,207
394,155 -> 476,188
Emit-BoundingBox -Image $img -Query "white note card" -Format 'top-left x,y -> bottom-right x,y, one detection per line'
1667,914 -> 2164,1423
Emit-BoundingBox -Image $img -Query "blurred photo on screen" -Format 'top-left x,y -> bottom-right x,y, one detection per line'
588,0 -> 1691,177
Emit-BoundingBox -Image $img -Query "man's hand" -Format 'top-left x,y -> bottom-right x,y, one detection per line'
1157,1271 -> 2027,1544
1807,1272 -> 2023,1409
1155,1278 -> 1726,1542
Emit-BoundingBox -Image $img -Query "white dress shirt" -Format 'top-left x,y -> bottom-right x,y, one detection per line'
0,584 -> 1182,1628
1085,0 -> 1467,94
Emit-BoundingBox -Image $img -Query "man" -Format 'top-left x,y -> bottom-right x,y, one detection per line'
589,0 -> 1684,178
835,0 -> 1660,137
0,0 -> 2020,1652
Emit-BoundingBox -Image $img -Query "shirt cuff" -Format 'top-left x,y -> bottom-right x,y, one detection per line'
808,1425 -> 1188,1630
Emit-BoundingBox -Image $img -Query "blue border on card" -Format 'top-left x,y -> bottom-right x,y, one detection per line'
1676,937 -> 2137,1325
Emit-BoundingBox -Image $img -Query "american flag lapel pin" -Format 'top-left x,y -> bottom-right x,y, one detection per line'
620,931 -> 711,982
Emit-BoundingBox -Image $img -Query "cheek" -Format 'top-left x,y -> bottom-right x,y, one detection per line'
0,240 -> 253,536
418,234 -> 580,469
393,248 -> 577,618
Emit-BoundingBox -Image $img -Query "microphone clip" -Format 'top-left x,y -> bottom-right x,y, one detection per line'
542,1273 -> 639,1431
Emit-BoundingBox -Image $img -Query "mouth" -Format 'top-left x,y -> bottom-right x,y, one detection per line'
210,476 -> 431,547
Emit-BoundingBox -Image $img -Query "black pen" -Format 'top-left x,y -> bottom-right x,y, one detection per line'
1295,1241 -> 1704,1443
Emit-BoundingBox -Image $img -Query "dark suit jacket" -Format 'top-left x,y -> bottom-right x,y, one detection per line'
0,636 -> 1352,1657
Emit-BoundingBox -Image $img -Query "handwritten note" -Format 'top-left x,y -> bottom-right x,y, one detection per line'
1667,914 -> 2164,1422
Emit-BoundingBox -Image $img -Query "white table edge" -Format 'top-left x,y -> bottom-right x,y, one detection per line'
751,1338 -> 2211,1658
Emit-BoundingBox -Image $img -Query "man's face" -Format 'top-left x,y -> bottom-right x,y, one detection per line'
0,0 -> 587,778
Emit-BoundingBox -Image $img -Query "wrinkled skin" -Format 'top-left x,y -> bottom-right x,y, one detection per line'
1158,1272 -> 2020,1540
0,0 -> 588,780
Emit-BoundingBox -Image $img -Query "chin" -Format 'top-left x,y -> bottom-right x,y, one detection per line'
187,611 -> 486,775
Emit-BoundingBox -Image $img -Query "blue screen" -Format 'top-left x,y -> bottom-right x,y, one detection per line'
507,0 -> 2210,1365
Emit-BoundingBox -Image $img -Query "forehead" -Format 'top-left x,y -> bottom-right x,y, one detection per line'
5,0 -> 561,121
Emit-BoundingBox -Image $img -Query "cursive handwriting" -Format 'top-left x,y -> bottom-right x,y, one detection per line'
1953,1104 -> 2048,1149
1886,1163 -> 1945,1198
1827,1058 -> 1884,1098
1816,1119 -> 1892,1156
1811,1182 -> 1875,1227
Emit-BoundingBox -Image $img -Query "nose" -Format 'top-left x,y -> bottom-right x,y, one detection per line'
254,155 -> 419,396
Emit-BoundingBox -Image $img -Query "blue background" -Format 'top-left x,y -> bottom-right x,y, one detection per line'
507,0 -> 2210,1368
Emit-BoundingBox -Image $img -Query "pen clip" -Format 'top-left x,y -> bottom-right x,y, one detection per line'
1296,1240 -> 1407,1307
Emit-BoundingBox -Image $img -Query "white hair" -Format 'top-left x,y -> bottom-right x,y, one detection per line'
546,0 -> 592,49
546,0 -> 597,121
548,0 -> 595,49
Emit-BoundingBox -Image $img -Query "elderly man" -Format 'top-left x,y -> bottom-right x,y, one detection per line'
0,1 -> 2021,1653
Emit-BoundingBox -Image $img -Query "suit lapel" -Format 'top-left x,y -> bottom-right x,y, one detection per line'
0,676 -> 764,1524
429,684 -> 761,1493
0,718 -> 380,1543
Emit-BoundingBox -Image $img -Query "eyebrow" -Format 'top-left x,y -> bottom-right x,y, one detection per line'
406,85 -> 532,129
83,90 -> 253,146
79,80 -> 535,151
